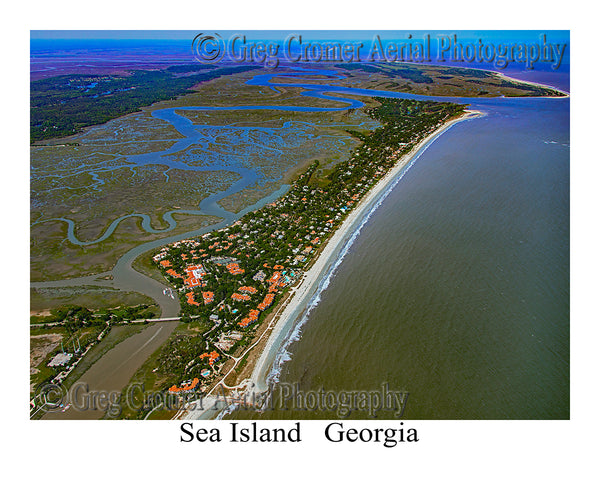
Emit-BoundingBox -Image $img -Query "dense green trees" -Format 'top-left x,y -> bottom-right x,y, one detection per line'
30,66 -> 258,142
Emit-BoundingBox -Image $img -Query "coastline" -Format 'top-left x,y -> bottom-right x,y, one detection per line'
493,71 -> 570,98
179,108 -> 482,420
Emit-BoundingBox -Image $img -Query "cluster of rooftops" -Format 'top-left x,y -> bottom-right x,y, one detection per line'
152,98 -> 464,393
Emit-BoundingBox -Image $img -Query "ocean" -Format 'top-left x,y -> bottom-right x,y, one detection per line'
229,91 -> 569,420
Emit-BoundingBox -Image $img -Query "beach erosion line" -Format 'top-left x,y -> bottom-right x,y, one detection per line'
245,109 -> 483,400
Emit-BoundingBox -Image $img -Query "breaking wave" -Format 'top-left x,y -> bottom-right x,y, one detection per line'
263,131 -> 438,393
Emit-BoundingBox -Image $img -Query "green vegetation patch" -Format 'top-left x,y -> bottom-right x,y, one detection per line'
31,286 -> 159,315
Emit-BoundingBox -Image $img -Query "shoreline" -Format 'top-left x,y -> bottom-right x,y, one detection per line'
492,71 -> 570,98
180,108 -> 482,420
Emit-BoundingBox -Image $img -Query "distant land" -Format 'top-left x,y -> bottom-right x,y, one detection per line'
31,62 -> 564,143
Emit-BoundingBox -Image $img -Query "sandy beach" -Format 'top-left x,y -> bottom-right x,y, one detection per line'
494,71 -> 570,97
178,109 -> 481,420
246,109 -> 482,395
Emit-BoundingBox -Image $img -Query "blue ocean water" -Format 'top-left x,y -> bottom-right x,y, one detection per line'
231,78 -> 570,420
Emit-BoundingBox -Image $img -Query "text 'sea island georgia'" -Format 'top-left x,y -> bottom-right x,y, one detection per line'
30,31 -> 569,421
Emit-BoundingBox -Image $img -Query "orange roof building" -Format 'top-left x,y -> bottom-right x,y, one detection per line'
186,292 -> 200,306
238,286 -> 257,294
202,291 -> 214,305
258,293 -> 275,311
199,350 -> 220,366
166,269 -> 183,279
183,264 -> 206,288
238,309 -> 260,328
226,263 -> 245,275
168,377 -> 200,394
231,293 -> 251,302
267,272 -> 282,284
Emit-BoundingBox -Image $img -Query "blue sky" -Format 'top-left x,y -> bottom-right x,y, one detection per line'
30,30 -> 569,43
